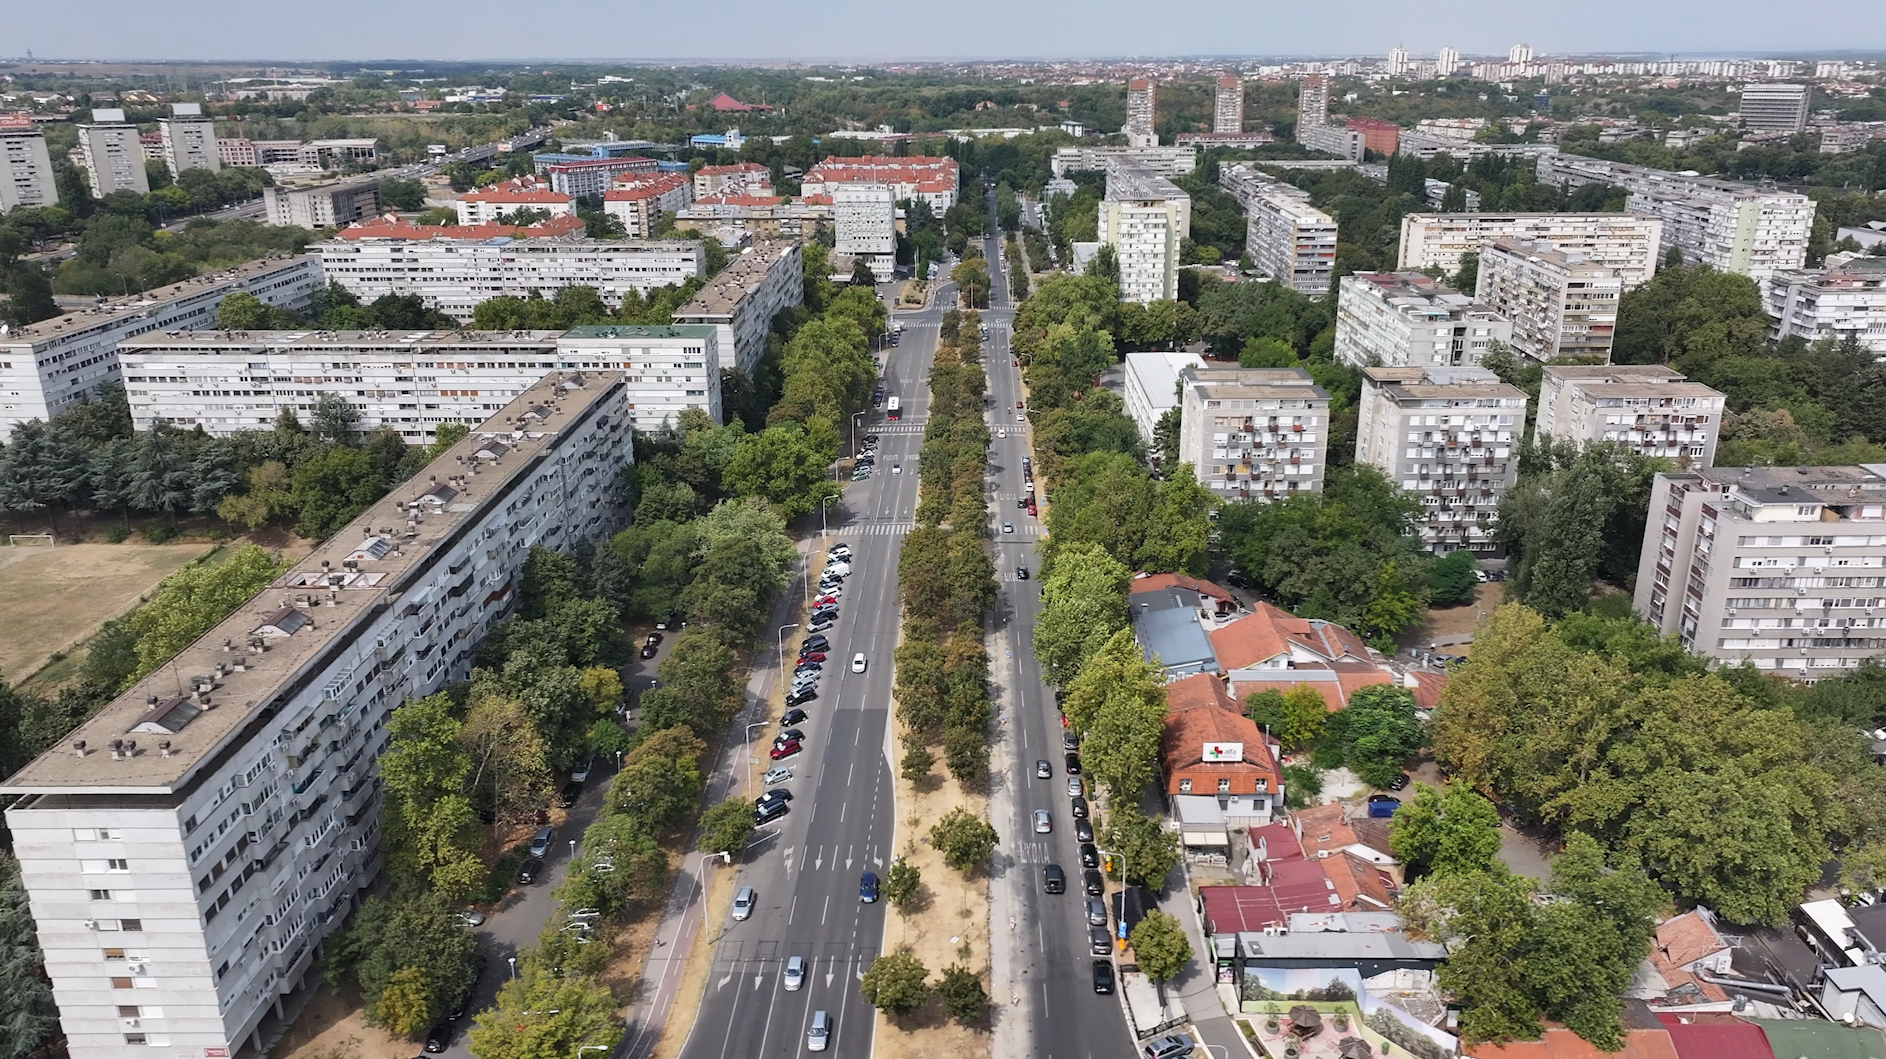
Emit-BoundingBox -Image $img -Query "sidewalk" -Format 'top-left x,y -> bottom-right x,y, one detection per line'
1168,861 -> 1260,1059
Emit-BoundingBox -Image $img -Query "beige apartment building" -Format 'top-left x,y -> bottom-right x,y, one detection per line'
1474,238 -> 1625,362
1356,365 -> 1528,555
1333,271 -> 1512,369
1397,212 -> 1662,286
1177,366 -> 1330,501
1536,365 -> 1726,466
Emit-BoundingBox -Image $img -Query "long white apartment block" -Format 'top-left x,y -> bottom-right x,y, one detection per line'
1177,366 -> 1330,500
1764,258 -> 1886,356
1356,366 -> 1527,555
832,183 -> 897,282
1220,164 -> 1336,296
1536,153 -> 1815,280
671,240 -> 804,377
0,255 -> 324,436
453,177 -> 576,226
1098,167 -> 1191,304
312,233 -> 703,320
1333,271 -> 1512,370
1740,83 -> 1810,133
78,109 -> 149,198
1,372 -> 634,1059
1050,146 -> 1197,178
1633,464 -> 1886,675
157,104 -> 220,178
262,179 -> 380,229
1397,212 -> 1663,286
1474,238 -> 1624,362
1535,364 -> 1726,466
0,118 -> 59,212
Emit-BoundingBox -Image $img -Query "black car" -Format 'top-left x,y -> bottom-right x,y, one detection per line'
803,635 -> 831,651
1070,796 -> 1089,819
775,727 -> 806,746
1043,864 -> 1066,894
1092,959 -> 1116,994
1074,818 -> 1095,843
516,857 -> 543,884
645,632 -> 663,647
1082,869 -> 1105,896
424,1023 -> 451,1053
656,611 -> 682,630
640,642 -> 659,659
1065,752 -> 1082,775
1388,772 -> 1411,790
785,690 -> 818,707
754,799 -> 789,825
558,781 -> 583,808
781,708 -> 809,726
1017,566 -> 1029,580
1017,496 -> 1029,508
1080,843 -> 1100,869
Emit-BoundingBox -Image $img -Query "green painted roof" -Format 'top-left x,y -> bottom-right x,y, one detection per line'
560,324 -> 716,339
1749,1019 -> 1886,1059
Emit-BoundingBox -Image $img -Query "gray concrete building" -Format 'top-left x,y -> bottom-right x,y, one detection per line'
1474,237 -> 1625,362
1333,272 -> 1511,370
0,119 -> 59,212
77,109 -> 148,198
1177,366 -> 1330,501
1355,366 -> 1528,555
1536,364 -> 1726,467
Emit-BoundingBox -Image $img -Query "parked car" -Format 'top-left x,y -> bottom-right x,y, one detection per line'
754,799 -> 788,825
1143,1035 -> 1196,1059
640,642 -> 659,658
1080,843 -> 1099,868
731,886 -> 756,921
529,826 -> 554,859
799,651 -> 826,663
1388,772 -> 1411,791
1064,752 -> 1082,775
775,728 -> 806,746
516,857 -> 543,884
424,1023 -> 452,1053
1074,818 -> 1094,843
1092,959 -> 1116,994
1070,796 -> 1089,818
1063,730 -> 1079,751
1085,897 -> 1108,926
1083,869 -> 1105,896
1090,924 -> 1112,955
802,635 -> 831,652
456,909 -> 486,928
782,708 -> 809,726
762,765 -> 794,785
1066,775 -> 1083,797
571,758 -> 592,783
785,690 -> 817,707
770,739 -> 802,760
558,781 -> 582,808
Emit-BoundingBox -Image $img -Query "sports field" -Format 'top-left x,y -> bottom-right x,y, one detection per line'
0,540 -> 214,684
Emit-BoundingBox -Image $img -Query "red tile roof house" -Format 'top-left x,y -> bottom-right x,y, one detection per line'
1163,673 -> 1286,849
453,176 -> 576,225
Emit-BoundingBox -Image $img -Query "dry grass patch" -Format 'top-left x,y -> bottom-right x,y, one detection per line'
0,540 -> 213,681
266,983 -> 409,1059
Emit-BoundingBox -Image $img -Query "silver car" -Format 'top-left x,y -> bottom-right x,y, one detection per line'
1066,775 -> 1083,797
783,955 -> 806,991
1033,810 -> 1053,834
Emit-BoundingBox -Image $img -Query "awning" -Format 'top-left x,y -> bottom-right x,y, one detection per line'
1183,831 -> 1229,847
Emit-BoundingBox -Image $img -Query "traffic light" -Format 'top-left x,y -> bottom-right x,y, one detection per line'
1101,853 -> 1117,874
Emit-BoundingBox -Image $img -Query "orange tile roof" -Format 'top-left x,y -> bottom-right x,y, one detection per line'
1293,803 -> 1358,854
1320,850 -> 1398,910
1656,913 -> 1728,969
1409,670 -> 1449,711
459,177 -> 570,204
1209,603 -> 1375,672
1162,673 -> 1279,796
1129,573 -> 1235,603
698,162 -> 770,175
693,194 -> 784,207
604,173 -> 689,200
1231,674 -> 1346,711
1470,1028 -> 1679,1059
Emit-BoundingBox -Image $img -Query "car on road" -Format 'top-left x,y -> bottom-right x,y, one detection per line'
892,463 -> 901,473
424,1023 -> 452,1052
1066,775 -> 1083,797
1065,752 -> 1082,775
1002,522 -> 1014,533
1083,869 -> 1105,896
863,434 -> 879,444
998,429 -> 1008,439
1086,897 -> 1108,926
1063,730 -> 1079,751
860,871 -> 879,903
1043,864 -> 1066,893
516,857 -> 543,884
1016,413 -> 1025,422
1034,810 -> 1053,834
799,651 -> 826,663
775,728 -> 806,746
1090,924 -> 1112,955
529,826 -> 554,859
807,1010 -> 831,1052
1070,795 -> 1089,818
1143,1034 -> 1197,1059
1017,565 -> 1029,579
770,739 -> 802,760
803,635 -> 830,652
754,798 -> 788,825
456,909 -> 487,928
781,708 -> 809,726
784,955 -> 807,990
572,758 -> 593,783
732,886 -> 756,921
558,781 -> 582,808
763,766 -> 794,785
1092,959 -> 1116,994
1035,759 -> 1052,779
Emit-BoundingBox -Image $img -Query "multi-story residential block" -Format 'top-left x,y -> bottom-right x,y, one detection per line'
1126,78 -> 1158,147
1437,47 -> 1461,77
299,139 -> 379,169
1356,366 -> 1527,555
78,109 -> 149,198
1474,238 -> 1624,362
1536,153 -> 1815,280
0,116 -> 58,212
453,176 -> 576,225
1221,164 -> 1337,296
1395,136 -> 1558,162
263,179 -> 381,228
1633,464 -> 1886,676
1177,366 -> 1330,501
1333,272 -> 1512,369
0,255 -> 323,436
155,104 -> 219,179
1345,117 -> 1401,155
1049,146 -> 1197,178
602,173 -> 692,238
217,138 -> 257,167
671,195 -> 830,242
1398,212 -> 1663,285
693,162 -> 773,199
831,183 -> 896,281
1763,258 -> 1886,355
1,373 -> 632,1059
313,223 -> 703,320
1213,76 -> 1245,135
1387,47 -> 1411,77
557,325 -> 722,430
1535,365 -> 1726,466
1296,122 -> 1365,161
1421,180 -> 1480,211
672,240 -> 805,376
1098,168 -> 1191,304
1298,75 -> 1330,129
798,155 -> 960,214
542,156 -> 659,198
1123,351 -> 1206,449
1740,83 -> 1811,133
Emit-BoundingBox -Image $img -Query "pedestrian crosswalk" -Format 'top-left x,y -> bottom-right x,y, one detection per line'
869,423 -> 926,434
846,521 -> 916,537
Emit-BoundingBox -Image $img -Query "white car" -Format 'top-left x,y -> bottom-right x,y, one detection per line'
784,955 -> 807,991
892,464 -> 902,474
1002,522 -> 1014,534
570,758 -> 592,783
852,653 -> 867,673
732,886 -> 756,921
998,429 -> 1008,439
825,562 -> 851,577
1016,413 -> 1025,422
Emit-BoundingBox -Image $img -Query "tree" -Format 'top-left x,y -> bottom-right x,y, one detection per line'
1244,686 -> 1328,751
1499,443 -> 1662,619
467,964 -> 622,1059
291,446 -> 389,538
1098,805 -> 1181,889
124,545 -> 287,684
128,427 -> 190,519
1322,684 -> 1424,788
722,424 -> 837,518
882,856 -> 922,909
378,694 -> 484,898
311,393 -> 363,443
1390,783 -> 1503,878
938,964 -> 988,1023
609,726 -> 705,836
952,257 -> 991,308
560,813 -> 669,911
0,267 -> 58,327
699,798 -> 756,857
928,808 -> 998,874
1062,628 -> 1167,799
0,852 -> 58,1059
1129,910 -> 1192,984
859,952 -> 930,1017
460,692 -> 554,823
379,177 -> 428,211
373,967 -> 433,1036
326,894 -> 480,1036
1428,549 -> 1479,607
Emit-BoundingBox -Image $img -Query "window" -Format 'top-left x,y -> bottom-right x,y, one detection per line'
103,948 -> 126,960
118,1006 -> 140,1018
1178,779 -> 1192,793
108,859 -> 128,872
111,977 -> 134,989
120,919 -> 142,932
124,1035 -> 147,1046
90,890 -> 112,901
1217,778 -> 1232,793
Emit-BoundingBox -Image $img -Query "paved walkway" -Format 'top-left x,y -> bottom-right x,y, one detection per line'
1169,863 -> 1264,1059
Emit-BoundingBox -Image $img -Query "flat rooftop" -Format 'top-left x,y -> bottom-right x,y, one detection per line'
120,329 -> 563,352
1104,167 -> 1188,202
1696,464 -> 1886,507
1571,381 -> 1725,400
673,240 -> 796,319
0,255 -> 314,344
0,371 -> 626,796
1183,366 -> 1329,404
1544,365 -> 1686,382
561,324 -> 716,341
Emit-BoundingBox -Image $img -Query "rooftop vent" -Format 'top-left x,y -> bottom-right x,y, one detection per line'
72,739 -> 87,758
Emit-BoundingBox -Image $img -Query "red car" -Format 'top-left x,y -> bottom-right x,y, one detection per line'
770,739 -> 802,760
815,595 -> 838,606
1017,401 -> 1024,409
799,651 -> 826,663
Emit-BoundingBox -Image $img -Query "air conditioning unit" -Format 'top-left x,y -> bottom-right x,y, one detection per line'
129,963 -> 147,975
123,1019 -> 139,1028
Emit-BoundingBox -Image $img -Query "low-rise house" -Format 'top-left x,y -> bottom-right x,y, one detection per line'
1162,673 -> 1284,842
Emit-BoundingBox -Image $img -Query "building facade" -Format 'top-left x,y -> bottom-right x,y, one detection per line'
601,173 -> 693,238
1740,83 -> 1811,133
1098,168 -> 1191,304
1126,78 -> 1158,147
1123,351 -> 1207,450
1050,146 -> 1197,178
1296,123 -> 1365,161
1397,212 -> 1663,286
1633,465 -> 1886,676
1177,366 -> 1331,501
831,183 -> 897,281
543,157 -> 659,198
1535,365 -> 1726,466
1298,75 -> 1330,130
78,109 -> 149,198
1213,77 -> 1245,135
156,104 -> 220,179
1,374 -> 632,1059
453,177 -> 576,226
1763,259 -> 1886,355
0,118 -> 58,212
693,162 -> 773,199
263,180 -> 381,229
672,196 -> 830,243
1474,237 -> 1624,362
672,240 -> 805,377
557,325 -> 722,431
1222,165 -> 1337,297
1333,272 -> 1512,369
798,155 -> 960,214
1356,366 -> 1527,555
0,255 -> 324,436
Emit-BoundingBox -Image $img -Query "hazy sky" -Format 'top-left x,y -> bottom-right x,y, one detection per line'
5,0 -> 1884,62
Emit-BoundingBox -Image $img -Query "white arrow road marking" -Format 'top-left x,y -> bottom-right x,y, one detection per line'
718,972 -> 733,990
872,849 -> 883,868
845,845 -> 854,871
814,846 -> 824,871
753,972 -> 763,989
783,847 -> 794,873
826,970 -> 836,988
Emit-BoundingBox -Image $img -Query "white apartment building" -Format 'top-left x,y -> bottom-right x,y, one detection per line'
263,180 -> 381,229
1050,146 -> 1197,178
1474,238 -> 1623,362
1221,164 -> 1337,297
1438,47 -> 1461,77
542,157 -> 660,198
799,156 -> 960,214
693,162 -> 773,200
1633,464 -> 1886,675
312,232 -> 703,321
1536,154 -> 1816,280
1333,272 -> 1512,369
1535,365 -> 1726,466
602,173 -> 692,238
1,373 -> 632,1059
1297,123 -> 1365,162
1126,78 -> 1158,148
78,109 -> 149,198
157,104 -> 220,179
0,255 -> 324,436
671,241 -> 804,377
672,198 -> 831,243
1177,366 -> 1330,500
1356,365 -> 1527,555
1397,212 -> 1663,286
1098,168 -> 1190,304
1123,350 -> 1206,448
832,183 -> 897,281
1213,77 -> 1245,135
1740,83 -> 1811,133
1764,259 -> 1886,355
558,325 -> 722,430
453,177 -> 576,226
0,119 -> 59,212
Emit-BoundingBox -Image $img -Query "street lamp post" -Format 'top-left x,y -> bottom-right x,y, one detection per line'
776,623 -> 798,678
507,956 -> 517,980
821,494 -> 840,536
850,410 -> 865,455
744,721 -> 770,796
